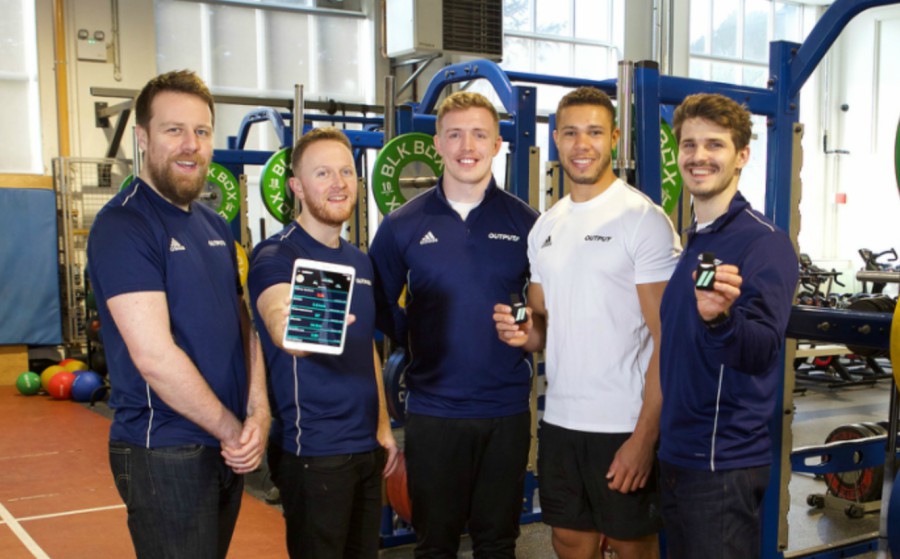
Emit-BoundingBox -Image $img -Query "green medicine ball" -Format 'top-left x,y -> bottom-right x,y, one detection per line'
16,371 -> 41,395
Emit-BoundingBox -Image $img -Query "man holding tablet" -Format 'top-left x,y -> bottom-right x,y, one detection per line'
248,127 -> 398,559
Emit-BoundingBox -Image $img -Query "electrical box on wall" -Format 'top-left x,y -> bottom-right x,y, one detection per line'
385,0 -> 503,60
76,29 -> 108,62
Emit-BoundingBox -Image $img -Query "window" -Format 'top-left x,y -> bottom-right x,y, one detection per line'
688,0 -> 813,209
155,0 -> 374,152
502,0 -> 622,112
0,0 -> 42,173
466,0 -> 623,204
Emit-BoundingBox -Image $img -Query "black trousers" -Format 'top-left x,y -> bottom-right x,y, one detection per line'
268,444 -> 385,559
404,412 -> 531,559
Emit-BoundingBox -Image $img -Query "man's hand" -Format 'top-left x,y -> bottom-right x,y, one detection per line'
694,263 -> 742,322
606,433 -> 655,494
222,411 -> 271,474
493,303 -> 532,347
379,428 -> 400,478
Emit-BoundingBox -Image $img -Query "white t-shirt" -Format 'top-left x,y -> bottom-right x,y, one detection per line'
528,179 -> 681,433
448,198 -> 481,221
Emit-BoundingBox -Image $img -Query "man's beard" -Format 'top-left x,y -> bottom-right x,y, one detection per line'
561,151 -> 612,186
147,155 -> 207,207
303,193 -> 354,227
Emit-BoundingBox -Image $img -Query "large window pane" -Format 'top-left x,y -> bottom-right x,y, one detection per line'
743,0 -> 769,62
0,0 -> 27,74
315,18 -> 367,100
536,0 -> 571,36
711,61 -> 738,84
209,6 -> 259,91
689,58 -> 711,81
266,12 -> 312,93
743,65 -> 767,88
690,0 -> 710,55
0,80 -> 37,171
536,40 -> 571,75
711,0 -> 739,57
502,36 -> 533,72
575,0 -> 609,42
0,0 -> 40,173
156,0 -> 205,72
774,2 -> 802,42
504,0 -> 533,32
574,45 -> 611,81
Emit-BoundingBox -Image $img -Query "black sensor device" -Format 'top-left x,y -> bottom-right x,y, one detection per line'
511,293 -> 528,324
695,252 -> 717,291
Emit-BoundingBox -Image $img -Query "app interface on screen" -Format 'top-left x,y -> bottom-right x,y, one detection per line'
285,266 -> 351,348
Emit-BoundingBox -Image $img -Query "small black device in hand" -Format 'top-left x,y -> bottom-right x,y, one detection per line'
695,252 -> 717,291
510,294 -> 528,324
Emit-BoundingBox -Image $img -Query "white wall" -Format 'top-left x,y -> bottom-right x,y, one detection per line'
36,0 -> 158,170
812,5 -> 900,291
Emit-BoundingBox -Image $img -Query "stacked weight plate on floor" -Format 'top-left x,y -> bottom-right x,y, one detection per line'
383,348 -> 408,425
821,422 -> 888,508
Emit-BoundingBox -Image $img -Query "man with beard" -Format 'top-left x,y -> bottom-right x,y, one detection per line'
87,70 -> 269,558
657,93 -> 798,559
369,92 -> 538,558
494,86 -> 680,559
248,127 -> 399,559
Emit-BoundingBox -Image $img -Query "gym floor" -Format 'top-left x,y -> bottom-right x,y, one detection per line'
0,361 -> 893,558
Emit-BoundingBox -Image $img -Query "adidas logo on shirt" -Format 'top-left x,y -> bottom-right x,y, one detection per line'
541,235 -> 552,248
419,231 -> 439,245
169,238 -> 186,252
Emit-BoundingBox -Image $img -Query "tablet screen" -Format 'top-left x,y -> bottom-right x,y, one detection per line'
284,259 -> 355,354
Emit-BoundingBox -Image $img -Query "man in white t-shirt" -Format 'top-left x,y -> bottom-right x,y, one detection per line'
494,87 -> 681,559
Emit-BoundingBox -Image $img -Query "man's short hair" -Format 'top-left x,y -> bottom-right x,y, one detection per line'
291,127 -> 353,173
556,87 -> 617,126
436,91 -> 500,134
135,70 -> 215,129
672,93 -> 753,151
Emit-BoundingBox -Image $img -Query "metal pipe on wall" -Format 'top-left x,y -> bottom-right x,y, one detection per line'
53,0 -> 71,157
616,60 -> 635,179
384,75 -> 396,141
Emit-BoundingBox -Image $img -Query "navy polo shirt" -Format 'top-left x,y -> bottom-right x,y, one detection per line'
249,223 -> 380,456
369,177 -> 538,418
87,178 -> 248,448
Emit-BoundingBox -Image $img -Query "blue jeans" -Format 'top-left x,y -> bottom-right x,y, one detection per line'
659,460 -> 770,559
109,441 -> 244,559
268,444 -> 385,559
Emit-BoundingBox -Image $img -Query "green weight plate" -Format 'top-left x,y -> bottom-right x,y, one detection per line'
371,132 -> 443,216
205,163 -> 241,223
118,162 -> 240,223
594,119 -> 681,215
659,120 -> 682,215
260,147 -> 295,225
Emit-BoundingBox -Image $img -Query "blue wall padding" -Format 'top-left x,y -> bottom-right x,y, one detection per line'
0,188 -> 63,345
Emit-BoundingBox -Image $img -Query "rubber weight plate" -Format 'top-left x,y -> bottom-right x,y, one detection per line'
260,147 -> 295,224
371,133 -> 443,216
383,348 -> 408,425
823,423 -> 884,502
118,162 -> 240,223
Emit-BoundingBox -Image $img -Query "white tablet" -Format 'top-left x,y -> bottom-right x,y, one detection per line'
282,258 -> 356,355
